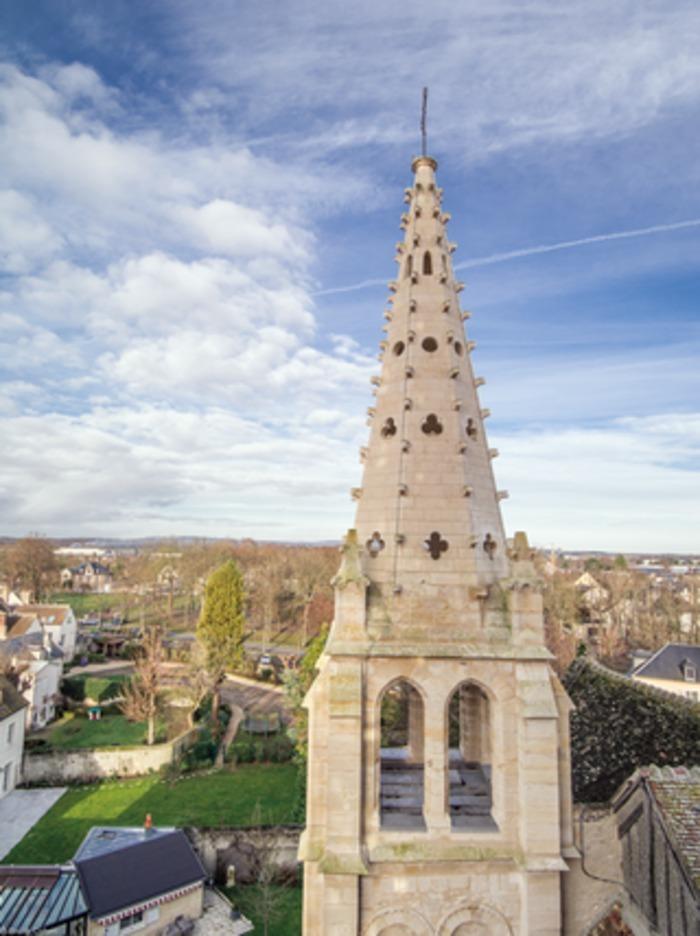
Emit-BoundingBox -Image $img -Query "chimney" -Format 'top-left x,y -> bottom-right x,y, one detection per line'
144,813 -> 153,833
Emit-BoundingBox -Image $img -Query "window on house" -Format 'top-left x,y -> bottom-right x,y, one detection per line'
119,909 -> 144,931
7,723 -> 14,744
447,682 -> 497,830
379,680 -> 425,830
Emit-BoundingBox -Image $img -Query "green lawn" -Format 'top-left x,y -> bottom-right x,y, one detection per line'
47,592 -> 118,615
33,713 -> 165,749
226,884 -> 302,936
4,764 -> 299,865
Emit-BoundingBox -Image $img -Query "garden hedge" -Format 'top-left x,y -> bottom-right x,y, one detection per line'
564,656 -> 700,803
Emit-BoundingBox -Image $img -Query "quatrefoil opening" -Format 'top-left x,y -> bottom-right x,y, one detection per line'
366,532 -> 386,558
424,531 -> 449,560
421,413 -> 443,435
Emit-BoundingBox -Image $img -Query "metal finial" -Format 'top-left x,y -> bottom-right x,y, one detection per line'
421,87 -> 428,156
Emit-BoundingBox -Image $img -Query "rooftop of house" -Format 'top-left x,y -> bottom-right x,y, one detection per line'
74,828 -> 206,920
617,766 -> 700,894
0,675 -> 28,720
4,614 -> 40,639
74,825 -> 176,861
0,865 -> 87,933
18,605 -> 73,626
631,643 -> 700,683
70,561 -> 112,576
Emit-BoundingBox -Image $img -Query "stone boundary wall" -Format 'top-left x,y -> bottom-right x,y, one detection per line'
22,728 -> 198,784
185,825 -> 302,885
564,657 -> 700,803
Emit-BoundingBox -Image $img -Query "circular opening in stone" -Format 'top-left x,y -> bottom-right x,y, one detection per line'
393,341 -> 405,356
454,341 -> 464,356
422,337 -> 438,352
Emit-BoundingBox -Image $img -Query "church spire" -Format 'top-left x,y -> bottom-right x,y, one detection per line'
352,153 -> 510,640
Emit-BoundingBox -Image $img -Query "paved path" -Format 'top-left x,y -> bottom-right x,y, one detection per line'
221,676 -> 292,725
194,887 -> 253,934
0,787 -> 66,860
215,704 -> 244,768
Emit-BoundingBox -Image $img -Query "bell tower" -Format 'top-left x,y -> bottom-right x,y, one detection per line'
300,152 -> 575,935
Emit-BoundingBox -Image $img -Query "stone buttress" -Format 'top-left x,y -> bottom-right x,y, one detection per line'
300,156 -> 577,936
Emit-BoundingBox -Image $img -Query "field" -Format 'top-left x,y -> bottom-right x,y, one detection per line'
3,764 -> 299,864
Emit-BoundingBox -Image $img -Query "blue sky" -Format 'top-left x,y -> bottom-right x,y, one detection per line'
0,0 -> 699,551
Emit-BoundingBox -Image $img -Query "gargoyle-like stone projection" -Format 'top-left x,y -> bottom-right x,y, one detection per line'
421,413 -> 443,435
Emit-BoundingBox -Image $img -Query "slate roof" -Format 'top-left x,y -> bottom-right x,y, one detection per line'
74,825 -> 176,861
632,643 -> 700,683
641,765 -> 700,892
0,676 -> 28,721
0,866 -> 87,933
74,829 -> 206,919
19,605 -> 71,627
71,562 -> 112,576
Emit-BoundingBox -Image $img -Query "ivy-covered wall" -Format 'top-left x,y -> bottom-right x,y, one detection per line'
564,657 -> 700,803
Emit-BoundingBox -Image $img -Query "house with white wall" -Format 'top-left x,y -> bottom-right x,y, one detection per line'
0,676 -> 27,797
631,643 -> 700,700
19,604 -> 78,661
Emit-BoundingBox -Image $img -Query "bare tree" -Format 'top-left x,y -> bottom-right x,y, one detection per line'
121,624 -> 164,745
5,535 -> 57,601
244,824 -> 287,936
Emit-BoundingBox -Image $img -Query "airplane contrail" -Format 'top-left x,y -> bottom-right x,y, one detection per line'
314,218 -> 700,297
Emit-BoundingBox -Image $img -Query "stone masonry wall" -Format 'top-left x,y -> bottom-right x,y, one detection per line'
22,728 -> 197,784
185,825 -> 301,884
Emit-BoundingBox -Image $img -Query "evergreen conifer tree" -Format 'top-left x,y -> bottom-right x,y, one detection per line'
196,559 -> 246,718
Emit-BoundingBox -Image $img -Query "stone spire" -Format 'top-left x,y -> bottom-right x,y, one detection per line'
353,154 -> 510,641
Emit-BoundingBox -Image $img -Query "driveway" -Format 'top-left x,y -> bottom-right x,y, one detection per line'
0,787 -> 66,860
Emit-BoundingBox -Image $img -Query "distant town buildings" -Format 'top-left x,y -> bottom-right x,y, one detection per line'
60,560 -> 113,594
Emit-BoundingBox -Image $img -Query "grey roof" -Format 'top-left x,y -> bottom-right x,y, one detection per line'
0,866 -> 87,933
74,826 -> 175,861
616,766 -> 700,895
633,643 -> 700,682
74,830 -> 206,919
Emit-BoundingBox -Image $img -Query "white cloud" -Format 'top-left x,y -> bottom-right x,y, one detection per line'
169,0 -> 700,160
495,413 -> 700,552
0,190 -> 63,273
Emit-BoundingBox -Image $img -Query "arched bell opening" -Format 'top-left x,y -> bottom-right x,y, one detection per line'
446,682 -> 497,831
379,679 -> 425,830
